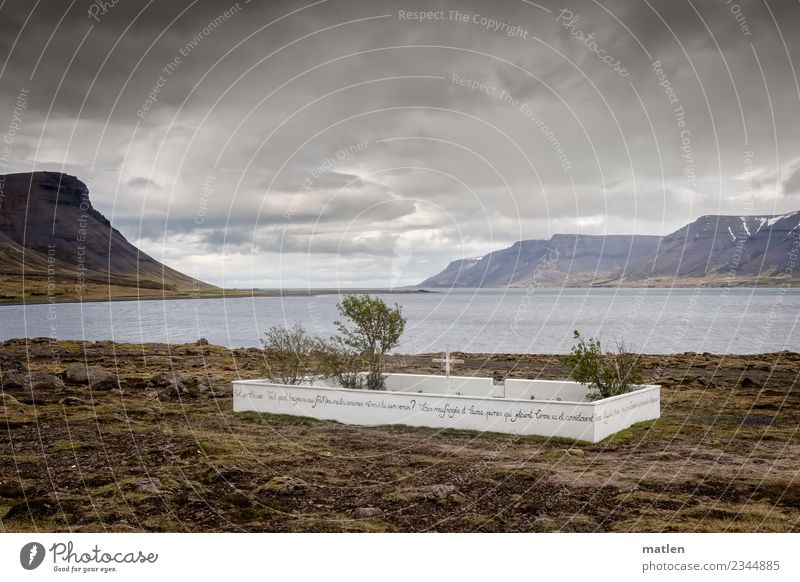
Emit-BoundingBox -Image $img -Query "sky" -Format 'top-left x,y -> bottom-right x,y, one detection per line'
1,0 -> 800,288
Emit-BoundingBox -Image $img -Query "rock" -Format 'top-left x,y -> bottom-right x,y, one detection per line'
2,371 -> 65,402
566,448 -> 586,457
258,476 -> 308,496
28,371 -> 66,391
149,371 -> 184,387
739,376 -> 760,389
64,365 -> 119,390
196,338 -> 209,346
148,372 -> 187,398
352,507 -> 383,519
59,396 -> 89,406
132,478 -> 163,494
0,370 -> 27,389
428,484 -> 457,499
188,383 -> 211,398
29,346 -> 52,357
0,356 -> 28,374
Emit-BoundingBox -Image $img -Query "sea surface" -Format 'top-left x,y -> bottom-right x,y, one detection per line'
1,288 -> 798,354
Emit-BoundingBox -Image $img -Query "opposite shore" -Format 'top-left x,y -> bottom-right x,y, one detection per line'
0,286 -> 437,307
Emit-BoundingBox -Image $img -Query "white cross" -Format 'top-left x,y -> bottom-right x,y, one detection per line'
433,346 -> 464,392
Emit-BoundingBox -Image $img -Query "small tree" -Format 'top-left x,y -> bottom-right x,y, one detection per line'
564,330 -> 644,400
260,322 -> 318,385
334,294 -> 406,390
316,336 -> 367,390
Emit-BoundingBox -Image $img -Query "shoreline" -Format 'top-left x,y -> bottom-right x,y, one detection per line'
0,337 -> 797,359
3,281 -> 797,307
0,288 -> 437,307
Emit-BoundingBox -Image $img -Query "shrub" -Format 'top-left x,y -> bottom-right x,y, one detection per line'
564,330 -> 644,400
260,322 -> 319,385
316,336 -> 367,389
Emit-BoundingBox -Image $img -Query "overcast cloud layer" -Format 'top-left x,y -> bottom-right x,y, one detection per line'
1,0 -> 799,288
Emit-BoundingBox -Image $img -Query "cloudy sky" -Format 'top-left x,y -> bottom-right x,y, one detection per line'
1,0 -> 799,287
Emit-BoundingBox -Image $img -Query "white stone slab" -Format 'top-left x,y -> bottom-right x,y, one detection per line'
233,374 -> 660,443
503,379 -> 589,401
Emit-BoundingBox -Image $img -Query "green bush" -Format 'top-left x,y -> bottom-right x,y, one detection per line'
332,294 -> 406,390
564,330 -> 644,400
316,336 -> 367,389
260,322 -> 319,385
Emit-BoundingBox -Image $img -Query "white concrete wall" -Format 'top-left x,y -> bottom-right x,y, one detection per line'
233,379 -> 661,443
503,379 -> 589,402
590,385 -> 661,441
383,373 -> 497,397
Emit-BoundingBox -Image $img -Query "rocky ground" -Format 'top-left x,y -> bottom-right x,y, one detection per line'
0,338 -> 798,532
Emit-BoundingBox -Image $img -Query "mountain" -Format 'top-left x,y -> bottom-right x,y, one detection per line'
419,211 -> 800,288
0,171 -> 215,299
420,234 -> 662,287
620,212 -> 800,284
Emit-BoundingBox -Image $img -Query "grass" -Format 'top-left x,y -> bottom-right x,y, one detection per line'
602,419 -> 662,443
1,340 -> 798,532
50,440 -> 94,452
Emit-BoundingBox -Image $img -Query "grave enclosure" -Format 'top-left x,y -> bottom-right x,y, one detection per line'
233,373 -> 660,443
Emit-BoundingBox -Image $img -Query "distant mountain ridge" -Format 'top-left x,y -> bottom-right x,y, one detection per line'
419,211 -> 800,287
0,171 -> 215,298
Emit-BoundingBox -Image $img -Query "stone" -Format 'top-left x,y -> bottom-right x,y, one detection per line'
0,356 -> 28,374
148,372 -> 187,398
189,383 -> 211,398
352,507 -> 383,519
28,371 -> 67,391
739,377 -> 760,389
566,448 -> 586,457
196,338 -> 209,346
29,346 -> 53,358
0,370 -> 27,389
64,365 -> 119,390
428,484 -> 457,499
258,476 -> 308,496
132,478 -> 163,494
59,396 -> 89,406
149,371 -> 185,387
2,371 -> 66,401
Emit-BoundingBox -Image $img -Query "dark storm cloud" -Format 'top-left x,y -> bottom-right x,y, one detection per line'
1,0 -> 799,287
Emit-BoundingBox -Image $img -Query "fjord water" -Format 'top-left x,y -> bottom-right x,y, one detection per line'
1,288 -> 797,354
